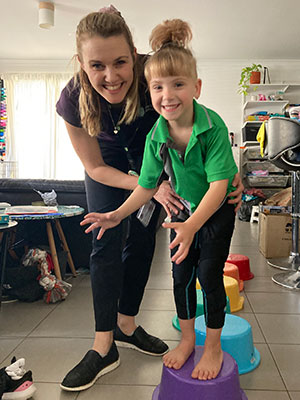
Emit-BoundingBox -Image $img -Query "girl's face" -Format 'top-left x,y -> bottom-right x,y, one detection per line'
79,35 -> 135,104
149,75 -> 201,126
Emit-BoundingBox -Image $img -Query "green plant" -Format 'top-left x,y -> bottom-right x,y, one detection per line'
238,63 -> 262,96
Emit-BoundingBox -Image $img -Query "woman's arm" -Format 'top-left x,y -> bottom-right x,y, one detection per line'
65,121 -> 138,190
81,185 -> 158,239
66,121 -> 184,209
227,172 -> 244,212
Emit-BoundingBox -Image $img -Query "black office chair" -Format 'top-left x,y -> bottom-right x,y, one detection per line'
264,117 -> 300,289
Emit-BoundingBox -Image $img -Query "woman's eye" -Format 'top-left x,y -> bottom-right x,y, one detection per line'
115,60 -> 126,66
92,63 -> 104,70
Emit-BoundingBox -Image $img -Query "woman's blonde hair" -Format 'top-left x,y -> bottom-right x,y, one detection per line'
75,11 -> 141,136
144,19 -> 197,83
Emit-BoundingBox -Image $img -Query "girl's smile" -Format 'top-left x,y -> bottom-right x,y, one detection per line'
149,75 -> 201,126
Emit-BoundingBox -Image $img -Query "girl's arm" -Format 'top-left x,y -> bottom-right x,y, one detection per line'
81,185 -> 158,239
65,121 -> 138,190
163,179 -> 229,264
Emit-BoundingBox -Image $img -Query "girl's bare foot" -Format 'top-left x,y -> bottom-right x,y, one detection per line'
163,339 -> 195,370
191,344 -> 223,380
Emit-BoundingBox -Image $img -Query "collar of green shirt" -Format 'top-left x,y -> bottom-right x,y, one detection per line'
150,100 -> 213,143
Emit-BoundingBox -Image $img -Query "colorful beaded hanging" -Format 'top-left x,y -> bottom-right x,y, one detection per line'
0,79 -> 7,160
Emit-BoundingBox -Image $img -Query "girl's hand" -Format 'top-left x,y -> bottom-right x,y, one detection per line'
228,172 -> 244,212
80,211 -> 122,240
154,180 -> 184,218
162,221 -> 195,264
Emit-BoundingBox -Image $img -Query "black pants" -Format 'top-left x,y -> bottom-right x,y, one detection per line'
171,201 -> 235,329
85,172 -> 161,332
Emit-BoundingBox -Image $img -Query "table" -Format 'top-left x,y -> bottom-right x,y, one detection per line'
0,221 -> 18,307
9,206 -> 84,281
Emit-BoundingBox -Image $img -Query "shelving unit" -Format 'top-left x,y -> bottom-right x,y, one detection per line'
242,83 -> 300,126
240,83 -> 300,197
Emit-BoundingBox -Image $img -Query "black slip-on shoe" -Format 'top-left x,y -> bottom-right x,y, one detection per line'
60,342 -> 120,392
114,325 -> 169,356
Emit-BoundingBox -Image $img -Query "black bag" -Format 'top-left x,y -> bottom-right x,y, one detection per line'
238,197 -> 263,222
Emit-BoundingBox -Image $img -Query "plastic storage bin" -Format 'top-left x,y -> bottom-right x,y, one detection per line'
244,161 -> 283,173
246,175 -> 289,187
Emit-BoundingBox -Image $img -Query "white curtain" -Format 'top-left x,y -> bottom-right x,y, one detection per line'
3,73 -> 84,180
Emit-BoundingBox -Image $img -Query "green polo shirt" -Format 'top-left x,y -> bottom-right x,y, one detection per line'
138,100 -> 238,213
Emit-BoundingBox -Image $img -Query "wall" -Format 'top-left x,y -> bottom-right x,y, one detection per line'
197,59 -> 300,144
2,58 -> 300,146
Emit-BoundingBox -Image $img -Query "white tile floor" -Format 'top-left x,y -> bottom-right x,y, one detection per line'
1,218 -> 300,399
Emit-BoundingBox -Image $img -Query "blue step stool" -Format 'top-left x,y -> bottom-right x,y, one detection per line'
195,314 -> 260,374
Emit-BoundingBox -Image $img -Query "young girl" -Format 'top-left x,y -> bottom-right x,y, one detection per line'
81,18 -> 238,381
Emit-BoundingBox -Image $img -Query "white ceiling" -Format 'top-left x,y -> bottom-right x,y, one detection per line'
1,0 -> 300,63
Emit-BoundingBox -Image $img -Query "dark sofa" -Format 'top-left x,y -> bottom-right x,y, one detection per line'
0,179 -> 92,269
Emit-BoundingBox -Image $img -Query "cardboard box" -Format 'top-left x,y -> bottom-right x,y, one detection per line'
259,212 -> 300,258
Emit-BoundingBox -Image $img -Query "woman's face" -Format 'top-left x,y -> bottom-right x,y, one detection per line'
80,34 -> 135,104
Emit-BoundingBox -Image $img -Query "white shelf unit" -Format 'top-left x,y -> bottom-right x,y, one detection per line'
240,83 -> 300,196
242,83 -> 300,126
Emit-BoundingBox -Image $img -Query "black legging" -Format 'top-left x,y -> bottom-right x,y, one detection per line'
171,201 -> 235,329
85,172 -> 161,332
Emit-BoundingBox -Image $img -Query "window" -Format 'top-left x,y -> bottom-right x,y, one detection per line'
3,73 -> 84,180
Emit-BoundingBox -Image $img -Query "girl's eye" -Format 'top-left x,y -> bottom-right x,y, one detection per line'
175,82 -> 184,87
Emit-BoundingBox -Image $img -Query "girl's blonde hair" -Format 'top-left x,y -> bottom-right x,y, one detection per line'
144,19 -> 197,83
75,11 -> 141,136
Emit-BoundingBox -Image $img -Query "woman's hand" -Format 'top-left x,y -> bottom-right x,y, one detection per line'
228,172 -> 244,212
162,221 -> 195,264
80,211 -> 122,240
154,180 -> 184,218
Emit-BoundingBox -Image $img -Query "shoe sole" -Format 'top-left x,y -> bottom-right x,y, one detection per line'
2,384 -> 37,400
115,340 -> 169,356
60,358 -> 120,392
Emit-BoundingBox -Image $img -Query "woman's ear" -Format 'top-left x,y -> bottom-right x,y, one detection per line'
77,54 -> 85,71
194,79 -> 202,99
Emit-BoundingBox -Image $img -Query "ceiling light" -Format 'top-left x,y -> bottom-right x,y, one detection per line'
39,1 -> 54,29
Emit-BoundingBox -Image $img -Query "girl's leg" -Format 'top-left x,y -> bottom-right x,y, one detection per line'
163,318 -> 195,370
164,219 -> 198,369
193,202 -> 235,380
191,327 -> 223,380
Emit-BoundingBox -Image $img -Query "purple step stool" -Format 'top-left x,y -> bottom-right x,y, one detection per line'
152,346 -> 247,400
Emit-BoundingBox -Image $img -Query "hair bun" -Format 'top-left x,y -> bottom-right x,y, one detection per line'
98,4 -> 122,17
149,19 -> 192,51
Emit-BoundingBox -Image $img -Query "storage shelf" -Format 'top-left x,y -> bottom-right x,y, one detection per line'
240,83 -> 300,194
243,100 -> 289,110
242,121 -> 263,128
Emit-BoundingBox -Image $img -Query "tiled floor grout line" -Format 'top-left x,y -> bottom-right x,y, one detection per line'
1,302 -> 62,365
248,290 -> 293,396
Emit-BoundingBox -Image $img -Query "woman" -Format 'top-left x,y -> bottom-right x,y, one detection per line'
56,6 -> 243,392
